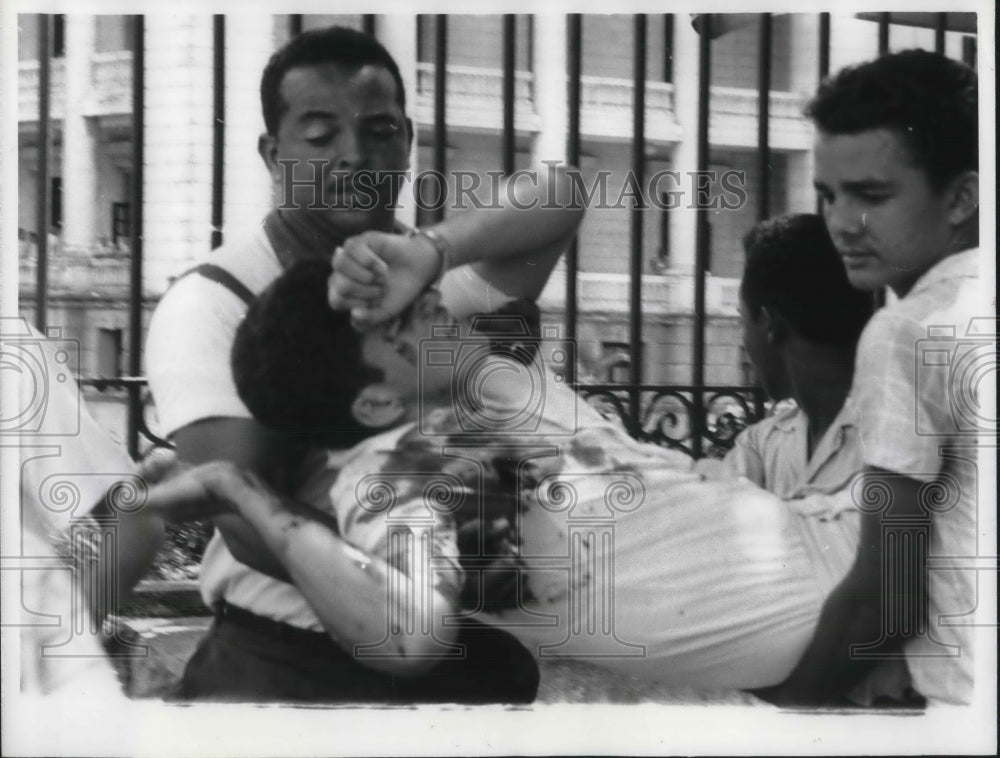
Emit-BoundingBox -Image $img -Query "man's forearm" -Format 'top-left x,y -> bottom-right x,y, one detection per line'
768,470 -> 928,705
427,163 -> 584,299
172,418 -> 296,582
767,570 -> 890,704
213,466 -> 458,675
79,500 -> 166,623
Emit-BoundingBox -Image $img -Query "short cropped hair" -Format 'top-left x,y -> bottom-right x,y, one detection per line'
232,260 -> 384,449
260,26 -> 407,136
806,49 -> 977,191
741,214 -> 873,346
231,260 -> 545,449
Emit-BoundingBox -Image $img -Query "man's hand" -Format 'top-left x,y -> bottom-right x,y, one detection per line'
142,460 -> 246,523
328,231 -> 441,327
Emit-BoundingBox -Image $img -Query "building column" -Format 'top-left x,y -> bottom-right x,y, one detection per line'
666,17 -> 700,274
786,14 -> 820,215
223,15 -> 275,239
62,15 -> 98,255
377,14 -> 418,228
143,15 -> 214,295
531,14 -> 568,166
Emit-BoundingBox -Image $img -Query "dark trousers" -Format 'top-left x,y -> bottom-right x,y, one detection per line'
173,602 -> 539,705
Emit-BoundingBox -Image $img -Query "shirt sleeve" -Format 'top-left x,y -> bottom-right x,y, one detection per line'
853,310 -> 945,481
18,333 -> 135,534
721,423 -> 767,488
440,265 -> 515,320
144,278 -> 253,438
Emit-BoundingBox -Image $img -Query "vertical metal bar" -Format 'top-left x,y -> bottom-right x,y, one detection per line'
816,13 -> 830,216
818,12 -> 830,79
432,15 -> 447,223
935,13 -> 947,54
692,13 -> 712,459
757,14 -> 772,222
126,15 -> 145,460
35,15 -> 51,333
362,15 -> 376,37
628,14 -> 646,431
288,15 -> 302,38
878,12 -> 890,55
502,14 -> 516,176
565,14 -> 581,385
211,15 -> 225,250
663,15 -> 674,83
526,16 -> 534,74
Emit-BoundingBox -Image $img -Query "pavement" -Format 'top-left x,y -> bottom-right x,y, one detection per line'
119,616 -> 760,706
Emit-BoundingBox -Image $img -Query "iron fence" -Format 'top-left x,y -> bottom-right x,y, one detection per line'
26,12 -> 973,458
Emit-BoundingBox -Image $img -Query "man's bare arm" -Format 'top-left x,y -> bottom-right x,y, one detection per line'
331,163 -> 584,324
434,162 -> 583,301
146,461 -> 458,675
762,468 -> 926,705
171,417 -> 294,581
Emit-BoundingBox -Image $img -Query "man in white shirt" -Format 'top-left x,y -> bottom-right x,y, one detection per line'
144,26 -> 582,702
723,213 -> 872,500
5,318 -> 164,696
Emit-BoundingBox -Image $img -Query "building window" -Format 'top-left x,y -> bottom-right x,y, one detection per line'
962,36 -> 977,68
601,341 -> 632,384
96,328 -> 123,378
53,15 -> 66,58
651,199 -> 671,273
51,177 -> 62,230
112,203 -> 130,246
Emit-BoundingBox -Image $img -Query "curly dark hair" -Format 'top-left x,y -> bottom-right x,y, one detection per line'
806,49 -> 977,191
260,25 -> 407,137
741,214 -> 874,346
231,260 -> 385,449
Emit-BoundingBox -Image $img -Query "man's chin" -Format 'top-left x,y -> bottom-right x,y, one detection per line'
295,206 -> 395,237
844,268 -> 886,293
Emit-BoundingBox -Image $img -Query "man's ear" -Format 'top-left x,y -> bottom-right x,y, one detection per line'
404,117 -> 415,166
351,384 -> 408,428
946,170 -> 979,227
258,133 -> 279,178
761,307 -> 788,346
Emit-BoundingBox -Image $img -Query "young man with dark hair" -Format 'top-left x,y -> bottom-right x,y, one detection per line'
145,257 -> 875,693
720,214 -> 919,706
767,49 -> 984,706
144,25 -> 582,702
725,214 -> 873,498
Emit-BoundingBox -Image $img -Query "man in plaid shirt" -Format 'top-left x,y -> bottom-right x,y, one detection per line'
766,50 -> 986,706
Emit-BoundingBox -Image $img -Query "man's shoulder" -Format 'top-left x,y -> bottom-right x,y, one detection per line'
887,248 -> 985,328
743,400 -> 800,440
857,299 -> 928,359
160,225 -> 281,303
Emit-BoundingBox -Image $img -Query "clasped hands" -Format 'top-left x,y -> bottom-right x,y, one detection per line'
327,230 -> 444,329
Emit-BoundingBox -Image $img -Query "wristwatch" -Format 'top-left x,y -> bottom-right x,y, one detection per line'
410,227 -> 451,284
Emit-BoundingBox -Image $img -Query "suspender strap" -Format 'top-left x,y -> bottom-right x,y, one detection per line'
176,263 -> 255,306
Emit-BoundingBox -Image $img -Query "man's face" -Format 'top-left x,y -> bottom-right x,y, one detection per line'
359,289 -> 458,406
739,296 -> 789,402
813,128 -> 955,297
261,62 -> 411,237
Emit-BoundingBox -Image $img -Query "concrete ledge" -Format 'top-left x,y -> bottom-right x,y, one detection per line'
122,579 -> 210,618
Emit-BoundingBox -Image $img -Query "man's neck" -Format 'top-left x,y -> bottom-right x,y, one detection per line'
786,343 -> 855,457
263,209 -> 344,269
263,208 -> 397,269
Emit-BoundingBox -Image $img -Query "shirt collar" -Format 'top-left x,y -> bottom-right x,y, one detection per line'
769,399 -> 801,433
262,209 -> 413,271
771,396 -> 857,435
906,247 -> 980,299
